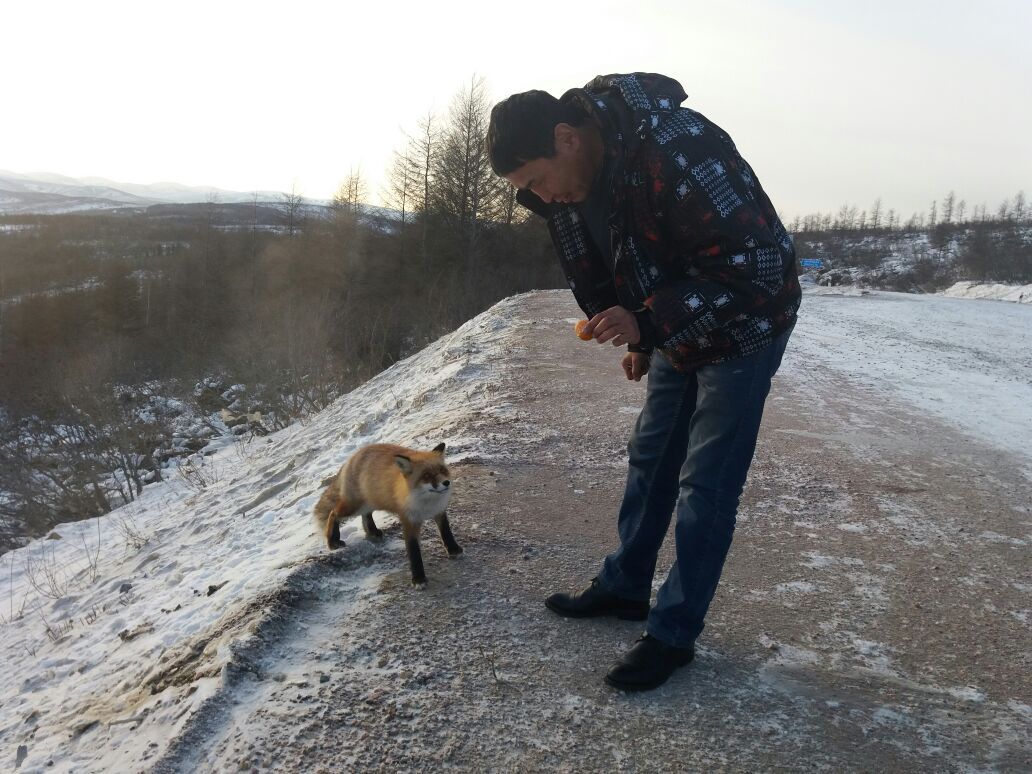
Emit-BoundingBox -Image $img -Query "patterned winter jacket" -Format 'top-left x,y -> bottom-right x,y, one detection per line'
517,72 -> 801,371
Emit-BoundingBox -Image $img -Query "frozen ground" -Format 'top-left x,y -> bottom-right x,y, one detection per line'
1,289 -> 1029,772
788,286 -> 1032,480
940,281 -> 1032,304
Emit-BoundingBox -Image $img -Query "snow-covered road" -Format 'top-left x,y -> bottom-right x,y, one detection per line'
787,287 -> 1032,478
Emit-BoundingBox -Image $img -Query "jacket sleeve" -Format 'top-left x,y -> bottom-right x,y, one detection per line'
639,145 -> 786,350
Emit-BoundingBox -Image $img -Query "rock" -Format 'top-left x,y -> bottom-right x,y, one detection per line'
195,384 -> 228,412
119,582 -> 133,594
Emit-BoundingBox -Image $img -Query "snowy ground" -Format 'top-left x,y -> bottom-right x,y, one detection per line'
1,289 -> 1030,772
785,287 -> 1032,480
940,280 -> 1032,304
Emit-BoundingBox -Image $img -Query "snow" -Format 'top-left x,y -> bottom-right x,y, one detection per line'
1,288 -> 1030,770
784,287 -> 1032,479
941,281 -> 1032,304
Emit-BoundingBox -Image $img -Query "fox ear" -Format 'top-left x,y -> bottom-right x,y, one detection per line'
394,455 -> 413,474
432,442 -> 446,456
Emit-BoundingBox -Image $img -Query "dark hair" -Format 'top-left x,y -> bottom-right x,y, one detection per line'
487,90 -> 588,176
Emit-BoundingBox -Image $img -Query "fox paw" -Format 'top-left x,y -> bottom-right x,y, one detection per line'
327,539 -> 346,551
411,577 -> 427,589
447,547 -> 464,559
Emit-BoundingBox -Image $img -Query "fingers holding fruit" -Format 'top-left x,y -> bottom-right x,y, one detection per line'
574,319 -> 593,340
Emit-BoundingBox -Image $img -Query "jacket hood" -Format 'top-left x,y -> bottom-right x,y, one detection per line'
563,72 -> 689,149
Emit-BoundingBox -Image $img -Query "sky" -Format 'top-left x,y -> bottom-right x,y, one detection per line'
1,0 -> 1029,220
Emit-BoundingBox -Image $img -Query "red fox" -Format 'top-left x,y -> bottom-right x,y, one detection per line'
313,442 -> 461,586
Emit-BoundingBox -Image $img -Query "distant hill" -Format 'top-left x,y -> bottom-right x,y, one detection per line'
0,169 -> 290,214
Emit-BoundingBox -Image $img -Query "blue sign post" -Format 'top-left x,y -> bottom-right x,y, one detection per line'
800,258 -> 823,269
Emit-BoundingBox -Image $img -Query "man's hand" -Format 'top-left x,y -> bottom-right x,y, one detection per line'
621,352 -> 650,381
585,306 -> 640,347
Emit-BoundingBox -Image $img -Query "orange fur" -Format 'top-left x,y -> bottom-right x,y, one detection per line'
313,442 -> 459,585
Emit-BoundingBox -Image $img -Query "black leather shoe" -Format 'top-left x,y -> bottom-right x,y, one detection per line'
544,578 -> 648,621
605,633 -> 695,692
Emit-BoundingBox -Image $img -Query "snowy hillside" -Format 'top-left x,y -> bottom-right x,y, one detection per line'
1,289 -> 1030,771
0,301 -> 530,771
796,226 -> 1032,293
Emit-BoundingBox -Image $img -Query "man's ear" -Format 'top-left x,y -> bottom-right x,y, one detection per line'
554,122 -> 577,153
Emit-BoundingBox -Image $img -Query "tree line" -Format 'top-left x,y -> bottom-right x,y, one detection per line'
790,190 -> 1031,286
790,190 -> 1028,234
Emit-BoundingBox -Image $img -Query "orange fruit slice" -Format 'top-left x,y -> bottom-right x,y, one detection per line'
574,320 -> 593,340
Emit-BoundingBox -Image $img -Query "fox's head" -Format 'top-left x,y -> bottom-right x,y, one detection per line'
395,442 -> 451,510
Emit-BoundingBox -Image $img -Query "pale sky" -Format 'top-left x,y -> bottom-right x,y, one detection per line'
2,0 -> 1029,220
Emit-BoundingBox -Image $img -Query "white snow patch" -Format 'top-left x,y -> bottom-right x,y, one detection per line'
945,685 -> 987,703
837,522 -> 867,533
758,634 -> 822,666
801,552 -> 865,569
774,580 -> 819,594
978,530 -> 1026,547
940,281 -> 1032,304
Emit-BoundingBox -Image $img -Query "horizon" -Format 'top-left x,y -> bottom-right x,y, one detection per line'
2,0 -> 1029,220
0,166 -> 1024,226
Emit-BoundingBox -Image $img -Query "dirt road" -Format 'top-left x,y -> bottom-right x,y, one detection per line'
156,291 -> 1031,772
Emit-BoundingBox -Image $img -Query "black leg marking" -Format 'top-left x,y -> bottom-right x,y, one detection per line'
328,519 -> 345,550
436,512 -> 463,557
407,537 -> 427,586
362,512 -> 383,539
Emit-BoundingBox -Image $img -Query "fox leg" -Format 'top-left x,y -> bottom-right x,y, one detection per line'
326,500 -> 354,550
435,511 -> 463,558
401,518 -> 426,587
361,511 -> 384,540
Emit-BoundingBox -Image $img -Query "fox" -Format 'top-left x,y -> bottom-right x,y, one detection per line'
313,442 -> 461,587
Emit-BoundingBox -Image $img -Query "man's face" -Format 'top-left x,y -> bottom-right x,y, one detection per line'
503,123 -> 597,205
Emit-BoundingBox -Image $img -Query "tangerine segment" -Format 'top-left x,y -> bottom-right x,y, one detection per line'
574,320 -> 593,340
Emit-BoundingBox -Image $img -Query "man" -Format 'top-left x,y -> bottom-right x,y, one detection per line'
487,73 -> 801,692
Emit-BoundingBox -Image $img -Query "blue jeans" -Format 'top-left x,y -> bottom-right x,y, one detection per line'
597,329 -> 791,648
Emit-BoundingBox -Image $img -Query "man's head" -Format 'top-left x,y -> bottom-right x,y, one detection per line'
487,90 -> 603,205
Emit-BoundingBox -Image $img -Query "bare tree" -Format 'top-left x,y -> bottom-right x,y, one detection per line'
384,150 -> 417,227
281,183 -> 305,237
1014,191 -> 1026,223
942,191 -> 955,225
433,75 -> 510,279
870,197 -> 882,230
333,168 -> 367,216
